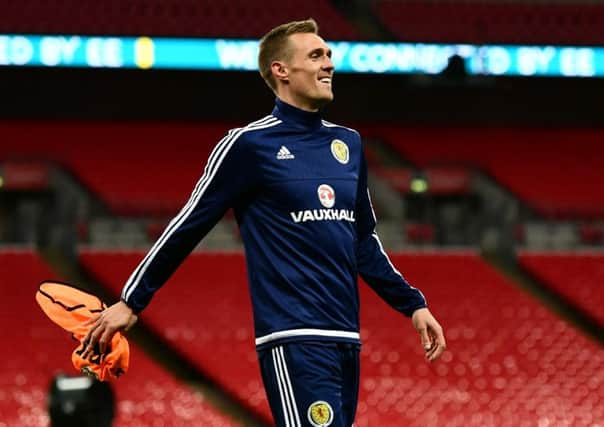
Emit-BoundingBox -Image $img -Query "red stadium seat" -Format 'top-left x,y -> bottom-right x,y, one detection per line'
424,166 -> 472,195
0,250 -> 74,426
375,1 -> 604,45
0,121 -> 231,217
368,126 -> 604,219
519,251 -> 604,327
356,252 -> 604,426
79,250 -> 273,422
0,0 -> 360,40
0,250 -> 237,427
79,250 -> 604,426
377,167 -> 413,194
405,222 -> 435,244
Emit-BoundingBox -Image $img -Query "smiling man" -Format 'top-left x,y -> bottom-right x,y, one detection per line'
258,23 -> 334,111
82,18 -> 446,427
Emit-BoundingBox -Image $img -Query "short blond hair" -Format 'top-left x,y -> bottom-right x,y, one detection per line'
258,18 -> 319,92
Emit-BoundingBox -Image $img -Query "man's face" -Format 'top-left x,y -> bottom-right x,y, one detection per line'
281,32 -> 334,111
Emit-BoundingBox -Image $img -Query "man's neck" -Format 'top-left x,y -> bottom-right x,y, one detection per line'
276,92 -> 320,112
272,98 -> 323,131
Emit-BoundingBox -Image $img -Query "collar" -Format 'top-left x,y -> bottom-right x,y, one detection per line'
271,98 -> 323,131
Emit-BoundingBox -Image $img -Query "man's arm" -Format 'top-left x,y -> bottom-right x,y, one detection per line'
83,128 -> 259,356
355,149 -> 446,362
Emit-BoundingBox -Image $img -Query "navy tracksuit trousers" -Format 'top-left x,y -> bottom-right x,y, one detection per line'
258,341 -> 360,427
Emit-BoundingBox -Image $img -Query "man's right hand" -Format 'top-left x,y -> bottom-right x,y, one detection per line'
81,300 -> 138,359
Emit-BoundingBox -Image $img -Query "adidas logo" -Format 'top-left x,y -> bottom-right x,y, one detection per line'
276,146 -> 295,160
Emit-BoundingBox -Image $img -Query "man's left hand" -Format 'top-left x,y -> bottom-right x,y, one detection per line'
412,307 -> 446,362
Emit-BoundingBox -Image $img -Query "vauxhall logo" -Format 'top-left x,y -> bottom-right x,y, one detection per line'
290,184 -> 355,224
290,209 -> 355,223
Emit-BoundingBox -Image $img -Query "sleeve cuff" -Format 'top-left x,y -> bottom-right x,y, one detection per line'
121,297 -> 142,315
404,303 -> 428,317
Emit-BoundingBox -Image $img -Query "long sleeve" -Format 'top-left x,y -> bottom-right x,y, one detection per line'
120,129 -> 259,312
355,151 -> 427,317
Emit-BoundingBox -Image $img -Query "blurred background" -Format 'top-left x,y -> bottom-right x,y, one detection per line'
1,0 -> 603,426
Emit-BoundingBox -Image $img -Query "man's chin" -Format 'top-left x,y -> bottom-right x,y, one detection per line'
316,93 -> 334,107
303,92 -> 333,111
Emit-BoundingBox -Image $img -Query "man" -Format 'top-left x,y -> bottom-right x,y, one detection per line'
83,18 -> 446,427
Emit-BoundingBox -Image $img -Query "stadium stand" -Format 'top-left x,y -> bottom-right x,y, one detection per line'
375,167 -> 414,194
79,250 -> 604,426
0,0 -> 360,40
579,222 -> 604,246
2,121 -> 601,250
6,0 -> 604,44
79,250 -> 272,422
358,252 -> 604,426
0,249 -> 238,426
367,126 -> 604,219
376,166 -> 472,196
518,251 -> 604,327
2,2 -> 603,425
374,0 -> 604,44
0,121 -> 229,217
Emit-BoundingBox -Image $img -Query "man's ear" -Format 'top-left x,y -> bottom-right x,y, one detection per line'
271,60 -> 289,84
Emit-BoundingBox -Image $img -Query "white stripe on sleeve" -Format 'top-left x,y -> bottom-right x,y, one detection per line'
122,116 -> 281,301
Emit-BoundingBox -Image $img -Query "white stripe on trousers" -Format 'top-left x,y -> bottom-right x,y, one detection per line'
122,116 -> 280,301
278,346 -> 302,426
272,346 -> 301,427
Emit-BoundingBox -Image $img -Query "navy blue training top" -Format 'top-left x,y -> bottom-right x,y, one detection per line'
121,98 -> 427,349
